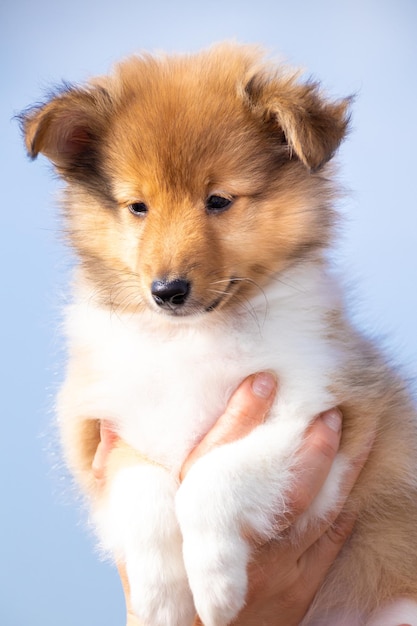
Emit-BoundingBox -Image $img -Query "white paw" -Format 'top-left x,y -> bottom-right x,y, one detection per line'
175,428 -> 298,625
176,461 -> 252,626
181,532 -> 249,626
94,463 -> 195,626
128,552 -> 195,626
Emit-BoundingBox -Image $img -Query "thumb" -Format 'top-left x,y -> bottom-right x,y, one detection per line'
180,372 -> 277,480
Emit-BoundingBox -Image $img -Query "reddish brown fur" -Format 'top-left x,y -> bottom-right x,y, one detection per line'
21,43 -> 417,622
22,45 -> 346,316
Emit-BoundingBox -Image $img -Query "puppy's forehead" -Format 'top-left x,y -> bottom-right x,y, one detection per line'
104,56 -> 271,195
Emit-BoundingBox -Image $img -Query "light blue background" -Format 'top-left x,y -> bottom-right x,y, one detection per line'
1,1 -> 416,625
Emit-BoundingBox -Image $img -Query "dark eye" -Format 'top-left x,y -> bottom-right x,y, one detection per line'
205,195 -> 233,213
128,202 -> 148,216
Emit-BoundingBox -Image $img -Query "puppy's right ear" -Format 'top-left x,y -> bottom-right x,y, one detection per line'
19,85 -> 113,178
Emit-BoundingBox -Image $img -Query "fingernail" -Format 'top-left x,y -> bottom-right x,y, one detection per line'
252,372 -> 276,399
321,408 -> 342,433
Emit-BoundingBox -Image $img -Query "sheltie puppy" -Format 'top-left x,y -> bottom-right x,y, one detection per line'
21,43 -> 417,625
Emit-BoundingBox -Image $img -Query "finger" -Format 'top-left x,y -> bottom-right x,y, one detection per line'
180,372 -> 277,480
298,509 -> 358,594
246,513 -> 357,613
245,496 -> 359,612
92,420 -> 118,480
117,562 -> 145,626
283,409 -> 343,523
117,561 -> 131,604
292,428 -> 375,554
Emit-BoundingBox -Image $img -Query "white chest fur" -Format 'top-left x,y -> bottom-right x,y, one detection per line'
58,262 -> 354,626
61,263 -> 343,472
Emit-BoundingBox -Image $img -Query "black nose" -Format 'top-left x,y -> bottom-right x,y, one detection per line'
151,278 -> 191,308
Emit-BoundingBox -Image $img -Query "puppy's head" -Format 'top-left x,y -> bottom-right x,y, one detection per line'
21,43 -> 350,318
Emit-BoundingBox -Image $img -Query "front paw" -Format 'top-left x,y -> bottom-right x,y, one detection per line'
176,479 -> 250,626
127,552 -> 195,626
175,430 -> 294,625
181,531 -> 249,626
94,463 -> 195,626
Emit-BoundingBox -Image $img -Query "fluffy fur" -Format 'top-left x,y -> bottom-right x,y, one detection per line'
21,43 -> 417,625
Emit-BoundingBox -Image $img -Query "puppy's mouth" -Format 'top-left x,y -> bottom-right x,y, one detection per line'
205,278 -> 239,312
149,277 -> 238,317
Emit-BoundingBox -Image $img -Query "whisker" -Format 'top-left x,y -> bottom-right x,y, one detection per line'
207,274 -> 269,330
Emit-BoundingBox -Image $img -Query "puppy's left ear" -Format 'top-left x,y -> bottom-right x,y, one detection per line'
245,72 -> 351,171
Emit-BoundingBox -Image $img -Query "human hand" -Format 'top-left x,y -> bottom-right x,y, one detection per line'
184,373 -> 369,626
93,373 -> 370,626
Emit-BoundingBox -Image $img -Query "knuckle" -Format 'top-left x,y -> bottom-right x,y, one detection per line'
290,489 -> 311,517
312,436 -> 338,462
227,403 -> 259,429
277,582 -> 306,611
326,516 -> 354,546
